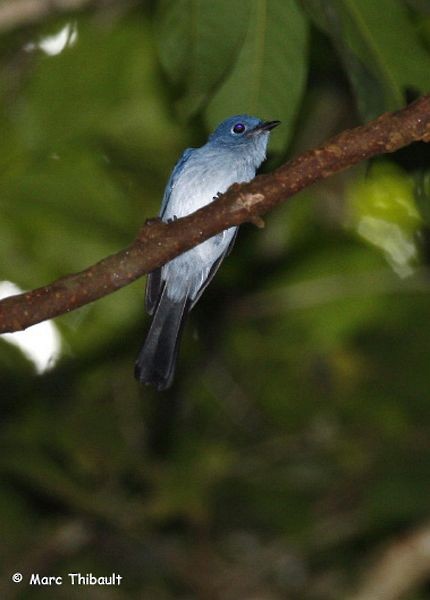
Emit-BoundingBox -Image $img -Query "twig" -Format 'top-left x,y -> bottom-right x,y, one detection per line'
0,0 -> 130,33
1,95 -> 430,334
349,522 -> 430,600
0,0 -> 96,32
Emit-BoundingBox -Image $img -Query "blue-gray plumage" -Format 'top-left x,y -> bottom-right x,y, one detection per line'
135,115 -> 280,390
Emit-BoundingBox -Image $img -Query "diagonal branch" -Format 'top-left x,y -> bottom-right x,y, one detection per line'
1,95 -> 430,334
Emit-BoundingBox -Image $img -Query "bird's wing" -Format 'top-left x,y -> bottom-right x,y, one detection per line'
145,267 -> 164,315
159,147 -> 195,218
188,227 -> 238,310
145,147 -> 195,315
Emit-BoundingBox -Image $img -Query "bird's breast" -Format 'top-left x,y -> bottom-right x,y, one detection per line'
163,152 -> 255,220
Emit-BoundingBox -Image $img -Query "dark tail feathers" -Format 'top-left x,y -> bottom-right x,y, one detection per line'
135,289 -> 188,391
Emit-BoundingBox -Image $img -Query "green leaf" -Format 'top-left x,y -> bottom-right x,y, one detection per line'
303,0 -> 430,119
156,0 -> 251,115
302,0 -> 384,119
155,0 -> 191,86
206,0 -> 309,153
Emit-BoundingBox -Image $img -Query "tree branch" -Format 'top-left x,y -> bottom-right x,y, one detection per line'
0,0 -> 93,32
0,0 -> 126,33
1,95 -> 430,334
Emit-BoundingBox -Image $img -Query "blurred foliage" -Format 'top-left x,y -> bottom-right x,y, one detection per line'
303,0 -> 430,120
0,1 -> 430,598
347,162 -> 423,277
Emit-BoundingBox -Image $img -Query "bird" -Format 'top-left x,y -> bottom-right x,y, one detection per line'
135,115 -> 280,390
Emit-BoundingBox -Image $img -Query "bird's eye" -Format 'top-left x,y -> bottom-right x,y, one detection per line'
232,123 -> 246,134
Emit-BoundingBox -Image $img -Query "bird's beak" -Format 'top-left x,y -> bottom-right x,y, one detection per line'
248,120 -> 281,135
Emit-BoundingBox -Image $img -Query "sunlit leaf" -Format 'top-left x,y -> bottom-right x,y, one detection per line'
347,162 -> 423,276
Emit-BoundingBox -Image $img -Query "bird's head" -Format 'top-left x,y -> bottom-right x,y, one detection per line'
209,115 -> 280,146
208,114 -> 280,167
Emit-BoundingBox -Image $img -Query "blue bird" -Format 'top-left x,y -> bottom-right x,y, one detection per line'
135,115 -> 280,390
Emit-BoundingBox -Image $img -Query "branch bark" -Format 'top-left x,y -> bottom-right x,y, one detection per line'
1,95 -> 430,334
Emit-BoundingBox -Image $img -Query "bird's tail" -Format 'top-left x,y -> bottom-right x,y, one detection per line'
135,287 -> 189,391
